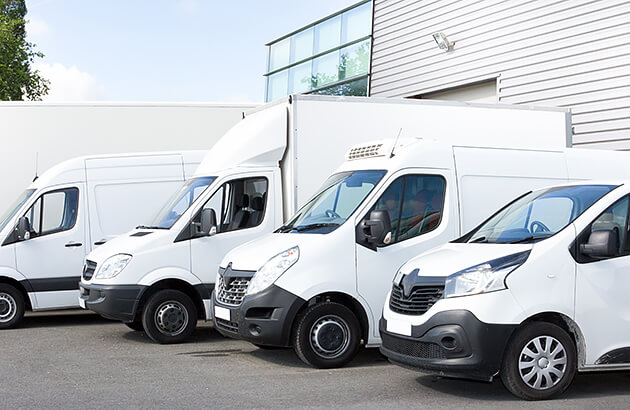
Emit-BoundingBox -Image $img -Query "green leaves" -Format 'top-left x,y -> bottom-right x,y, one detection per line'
0,0 -> 49,101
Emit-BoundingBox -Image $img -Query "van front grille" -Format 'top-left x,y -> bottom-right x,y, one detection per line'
389,283 -> 443,316
381,332 -> 447,359
83,260 -> 97,280
216,276 -> 250,306
215,318 -> 239,333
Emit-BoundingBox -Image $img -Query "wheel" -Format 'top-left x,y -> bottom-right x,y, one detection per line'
500,322 -> 576,400
141,290 -> 197,344
292,301 -> 361,369
124,320 -> 144,331
0,284 -> 25,329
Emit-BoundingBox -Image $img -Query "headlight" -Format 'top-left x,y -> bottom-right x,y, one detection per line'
444,251 -> 530,298
246,247 -> 299,296
94,254 -> 133,279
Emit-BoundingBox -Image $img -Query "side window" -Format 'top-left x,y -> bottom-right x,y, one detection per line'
370,175 -> 445,244
24,188 -> 79,237
201,177 -> 268,233
589,196 -> 629,256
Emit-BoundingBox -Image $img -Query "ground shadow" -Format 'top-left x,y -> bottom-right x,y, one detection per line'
248,346 -> 389,369
120,321 -> 226,344
20,310 -> 113,328
415,370 -> 630,401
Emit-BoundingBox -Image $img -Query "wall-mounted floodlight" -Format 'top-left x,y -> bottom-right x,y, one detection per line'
432,32 -> 454,51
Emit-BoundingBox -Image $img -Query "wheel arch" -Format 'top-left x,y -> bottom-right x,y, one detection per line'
0,276 -> 32,311
137,279 -> 206,321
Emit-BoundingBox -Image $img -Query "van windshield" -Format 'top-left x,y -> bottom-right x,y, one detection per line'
465,184 -> 617,244
0,189 -> 36,232
278,170 -> 386,234
150,177 -> 216,229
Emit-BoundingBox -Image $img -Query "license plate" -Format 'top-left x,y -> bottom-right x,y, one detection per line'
78,297 -> 86,309
214,305 -> 231,321
386,318 -> 411,336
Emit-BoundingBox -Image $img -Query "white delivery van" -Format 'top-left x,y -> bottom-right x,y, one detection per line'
79,95 -> 570,344
213,138 -> 630,369
380,181 -> 630,400
0,151 -> 206,329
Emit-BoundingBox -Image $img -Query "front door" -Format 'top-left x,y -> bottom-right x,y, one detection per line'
191,173 -> 274,288
575,194 -> 630,366
15,184 -> 87,309
355,171 -> 457,338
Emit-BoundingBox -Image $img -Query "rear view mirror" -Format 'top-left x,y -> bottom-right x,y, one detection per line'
357,210 -> 392,249
580,229 -> 618,258
197,208 -> 217,237
16,216 -> 31,241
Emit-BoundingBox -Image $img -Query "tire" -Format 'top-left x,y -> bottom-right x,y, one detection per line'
124,320 -> 144,332
141,290 -> 197,344
0,284 -> 25,329
500,322 -> 576,400
292,301 -> 361,369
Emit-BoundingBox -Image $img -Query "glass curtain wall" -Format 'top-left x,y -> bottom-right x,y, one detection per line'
265,1 -> 372,102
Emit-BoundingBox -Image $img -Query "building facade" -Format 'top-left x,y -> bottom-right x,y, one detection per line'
370,0 -> 630,149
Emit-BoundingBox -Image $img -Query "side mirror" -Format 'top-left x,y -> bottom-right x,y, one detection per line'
195,208 -> 217,237
580,229 -> 618,258
357,210 -> 392,248
16,216 -> 31,241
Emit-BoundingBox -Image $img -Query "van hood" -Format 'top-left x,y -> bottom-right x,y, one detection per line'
399,242 -> 534,278
86,228 -> 172,264
221,232 -> 323,272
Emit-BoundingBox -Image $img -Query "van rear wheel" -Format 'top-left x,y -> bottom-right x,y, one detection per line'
0,284 -> 25,329
292,301 -> 361,369
500,322 -> 576,400
141,290 -> 197,344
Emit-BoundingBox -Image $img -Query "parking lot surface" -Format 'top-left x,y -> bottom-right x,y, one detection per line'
1,311 -> 629,409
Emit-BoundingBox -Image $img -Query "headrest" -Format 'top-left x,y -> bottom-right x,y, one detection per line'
251,195 -> 264,211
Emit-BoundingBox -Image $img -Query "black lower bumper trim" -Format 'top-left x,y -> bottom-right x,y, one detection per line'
379,310 -> 517,382
212,284 -> 305,347
80,283 -> 146,322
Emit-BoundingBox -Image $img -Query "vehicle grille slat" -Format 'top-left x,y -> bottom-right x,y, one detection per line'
389,283 -> 444,316
216,276 -> 250,306
83,260 -> 97,280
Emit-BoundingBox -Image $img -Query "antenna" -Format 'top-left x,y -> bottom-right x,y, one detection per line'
390,128 -> 403,158
33,152 -> 39,182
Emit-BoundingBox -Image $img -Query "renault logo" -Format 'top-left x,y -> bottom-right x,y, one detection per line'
400,268 -> 419,298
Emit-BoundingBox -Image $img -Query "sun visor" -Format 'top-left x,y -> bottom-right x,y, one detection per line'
195,103 -> 288,176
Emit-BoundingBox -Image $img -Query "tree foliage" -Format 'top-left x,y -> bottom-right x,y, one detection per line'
0,0 -> 48,100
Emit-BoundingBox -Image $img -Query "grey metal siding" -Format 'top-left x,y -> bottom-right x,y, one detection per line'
371,0 -> 630,149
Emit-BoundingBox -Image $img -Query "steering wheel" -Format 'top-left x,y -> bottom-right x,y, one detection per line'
530,220 -> 550,234
325,209 -> 341,218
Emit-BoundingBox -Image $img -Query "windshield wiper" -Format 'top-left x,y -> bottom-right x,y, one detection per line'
276,225 -> 295,233
136,225 -> 166,230
509,234 -> 552,244
294,223 -> 340,232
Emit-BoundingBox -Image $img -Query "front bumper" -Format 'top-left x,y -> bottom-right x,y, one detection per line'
212,284 -> 305,347
79,282 -> 146,322
379,310 -> 517,382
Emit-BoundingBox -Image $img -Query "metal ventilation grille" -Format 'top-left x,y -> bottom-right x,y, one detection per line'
381,332 -> 447,359
346,143 -> 384,160
216,276 -> 250,306
389,283 -> 444,316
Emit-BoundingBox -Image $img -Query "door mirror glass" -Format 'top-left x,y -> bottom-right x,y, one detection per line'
358,210 -> 392,248
16,216 -> 31,241
580,229 -> 619,258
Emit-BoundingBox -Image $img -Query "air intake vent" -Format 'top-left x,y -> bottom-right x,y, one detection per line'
346,143 -> 385,160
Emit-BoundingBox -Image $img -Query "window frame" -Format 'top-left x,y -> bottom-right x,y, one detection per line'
23,187 -> 80,239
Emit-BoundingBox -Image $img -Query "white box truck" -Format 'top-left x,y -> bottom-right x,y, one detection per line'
0,151 -> 206,329
212,136 -> 630,369
380,180 -> 630,400
79,95 -> 571,344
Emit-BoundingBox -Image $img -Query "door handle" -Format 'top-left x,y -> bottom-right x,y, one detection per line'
65,241 -> 83,247
94,239 -> 107,245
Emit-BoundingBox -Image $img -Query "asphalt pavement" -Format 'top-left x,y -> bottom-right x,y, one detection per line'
1,310 -> 629,409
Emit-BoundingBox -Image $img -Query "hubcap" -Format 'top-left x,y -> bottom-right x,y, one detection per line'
154,301 -> 188,336
0,292 -> 17,323
518,335 -> 567,390
309,315 -> 350,359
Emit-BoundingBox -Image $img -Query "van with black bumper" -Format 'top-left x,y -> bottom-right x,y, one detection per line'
380,182 -> 630,400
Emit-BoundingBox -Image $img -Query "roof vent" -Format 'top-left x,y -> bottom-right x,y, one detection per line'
346,143 -> 385,161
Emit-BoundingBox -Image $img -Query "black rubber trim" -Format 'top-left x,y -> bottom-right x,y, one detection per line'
19,276 -> 81,292
80,283 -> 146,322
194,283 -> 215,300
379,310 -> 517,382
212,284 -> 305,347
595,347 -> 630,364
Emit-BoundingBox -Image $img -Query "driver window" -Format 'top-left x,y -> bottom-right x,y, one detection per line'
24,188 -> 79,237
589,196 -> 629,256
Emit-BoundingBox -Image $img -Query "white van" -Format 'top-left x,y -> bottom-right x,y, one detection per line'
212,139 -> 630,369
0,151 -> 205,329
380,181 -> 630,400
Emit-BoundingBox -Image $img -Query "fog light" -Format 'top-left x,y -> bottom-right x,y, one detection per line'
441,336 -> 457,350
249,324 -> 262,336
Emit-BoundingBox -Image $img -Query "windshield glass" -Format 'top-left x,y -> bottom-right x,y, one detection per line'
150,176 -> 216,229
279,170 -> 386,234
466,184 -> 617,244
0,189 -> 36,232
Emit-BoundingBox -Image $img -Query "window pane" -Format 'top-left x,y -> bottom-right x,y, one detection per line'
42,192 -> 66,233
312,51 -> 339,88
203,185 -> 224,232
372,177 -> 404,240
289,61 -> 313,94
269,38 -> 290,71
267,70 -> 289,101
397,176 -> 445,242
314,15 -> 341,54
342,2 -> 371,43
310,76 -> 368,96
28,197 -> 42,235
291,28 -> 313,63
340,40 -> 370,80
591,196 -> 629,255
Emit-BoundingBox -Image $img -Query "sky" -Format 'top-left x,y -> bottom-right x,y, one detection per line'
25,0 -> 360,103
